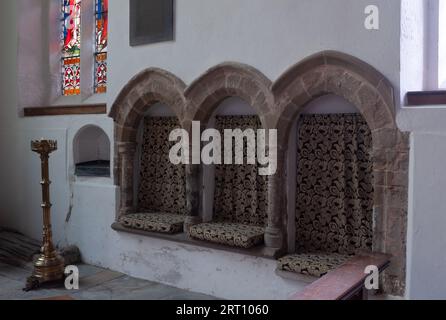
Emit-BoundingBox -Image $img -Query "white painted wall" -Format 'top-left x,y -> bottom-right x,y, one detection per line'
399,1 -> 446,299
400,0 -> 427,101
3,0 -> 446,299
108,0 -> 401,108
404,133 -> 446,299
438,0 -> 446,88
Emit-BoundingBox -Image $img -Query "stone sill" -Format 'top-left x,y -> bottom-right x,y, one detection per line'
290,253 -> 391,300
406,91 -> 446,106
111,222 -> 282,260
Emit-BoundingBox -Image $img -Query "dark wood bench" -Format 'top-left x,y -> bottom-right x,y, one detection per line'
290,253 -> 390,300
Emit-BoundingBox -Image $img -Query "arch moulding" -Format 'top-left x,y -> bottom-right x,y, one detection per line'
272,51 -> 409,296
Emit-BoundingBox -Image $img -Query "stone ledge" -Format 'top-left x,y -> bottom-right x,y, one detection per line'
111,222 -> 282,259
290,253 -> 391,300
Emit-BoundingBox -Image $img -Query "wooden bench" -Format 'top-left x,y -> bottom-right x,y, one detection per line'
290,253 -> 390,300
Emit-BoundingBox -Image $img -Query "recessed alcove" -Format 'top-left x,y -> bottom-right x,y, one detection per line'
190,97 -> 268,249
285,94 -> 360,252
279,94 -> 373,279
73,125 -> 111,178
202,97 -> 260,223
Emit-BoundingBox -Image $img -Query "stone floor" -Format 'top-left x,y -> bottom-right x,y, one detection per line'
0,262 -> 217,300
0,227 -> 216,300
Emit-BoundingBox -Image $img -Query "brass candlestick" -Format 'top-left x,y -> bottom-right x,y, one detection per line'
27,139 -> 65,289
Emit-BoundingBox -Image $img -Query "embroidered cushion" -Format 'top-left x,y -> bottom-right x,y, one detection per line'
189,223 -> 265,249
119,213 -> 185,234
277,253 -> 350,278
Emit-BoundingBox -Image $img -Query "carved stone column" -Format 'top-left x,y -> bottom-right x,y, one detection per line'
118,142 -> 137,217
184,163 -> 202,232
264,145 -> 285,256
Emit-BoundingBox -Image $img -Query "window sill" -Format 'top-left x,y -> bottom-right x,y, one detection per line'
406,90 -> 446,106
23,104 -> 107,117
111,222 -> 282,259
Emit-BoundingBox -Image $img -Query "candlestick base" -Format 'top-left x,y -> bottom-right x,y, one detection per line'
24,252 -> 65,292
32,252 -> 65,283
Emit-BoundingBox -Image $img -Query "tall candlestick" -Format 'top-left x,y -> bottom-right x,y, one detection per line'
27,139 -> 65,289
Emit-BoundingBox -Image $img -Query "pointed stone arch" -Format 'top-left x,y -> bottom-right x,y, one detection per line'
109,68 -> 187,218
272,51 -> 408,295
184,62 -> 274,128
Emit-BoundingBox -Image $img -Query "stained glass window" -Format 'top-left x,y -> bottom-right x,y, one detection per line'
62,0 -> 82,96
94,0 -> 108,94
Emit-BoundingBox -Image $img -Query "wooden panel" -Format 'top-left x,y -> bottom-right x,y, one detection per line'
291,253 -> 390,300
406,91 -> 446,106
23,104 -> 107,117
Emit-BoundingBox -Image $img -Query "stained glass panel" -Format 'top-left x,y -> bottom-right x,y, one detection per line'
62,57 -> 81,96
94,0 -> 108,93
95,53 -> 107,93
61,0 -> 82,96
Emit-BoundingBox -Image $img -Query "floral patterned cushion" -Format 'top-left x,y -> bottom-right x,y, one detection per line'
189,223 -> 265,249
119,213 -> 185,234
277,253 -> 351,278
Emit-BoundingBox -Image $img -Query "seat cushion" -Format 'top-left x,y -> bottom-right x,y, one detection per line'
189,223 -> 265,249
119,213 -> 185,234
278,253 -> 350,278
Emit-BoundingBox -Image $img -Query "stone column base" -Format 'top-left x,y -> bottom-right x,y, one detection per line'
184,216 -> 202,234
265,226 -> 283,247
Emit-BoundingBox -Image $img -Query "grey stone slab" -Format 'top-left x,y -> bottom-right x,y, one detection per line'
0,262 -> 217,300
79,270 -> 124,289
161,290 -> 218,301
77,264 -> 107,279
0,262 -> 30,281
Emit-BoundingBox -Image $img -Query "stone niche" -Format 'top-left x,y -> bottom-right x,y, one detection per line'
109,51 -> 409,296
73,125 -> 111,177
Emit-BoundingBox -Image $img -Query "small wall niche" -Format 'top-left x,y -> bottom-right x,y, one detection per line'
73,125 -> 111,177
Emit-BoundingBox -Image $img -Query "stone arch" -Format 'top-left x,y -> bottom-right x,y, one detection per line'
110,68 -> 187,142
109,68 -> 187,218
272,51 -> 409,295
184,62 -> 274,128
184,63 -> 281,251
273,50 -> 396,140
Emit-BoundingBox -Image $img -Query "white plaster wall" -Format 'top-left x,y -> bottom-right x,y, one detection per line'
12,0 -> 446,300
108,0 -> 401,109
405,132 -> 446,299
399,1 -> 446,297
397,108 -> 446,300
400,0 -> 427,102
438,0 -> 446,88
